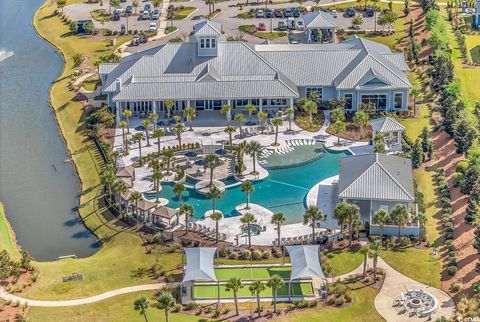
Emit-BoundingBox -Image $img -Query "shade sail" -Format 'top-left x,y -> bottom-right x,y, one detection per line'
182,247 -> 217,283
287,245 -> 325,281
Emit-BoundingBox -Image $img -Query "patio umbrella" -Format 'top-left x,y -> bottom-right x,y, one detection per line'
195,159 -> 205,166
185,151 -> 198,158
215,149 -> 227,156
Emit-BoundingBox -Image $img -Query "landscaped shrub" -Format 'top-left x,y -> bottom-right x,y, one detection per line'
309,299 -> 319,307
251,249 -> 262,260
456,160 -> 469,174
447,266 -> 458,276
448,244 -> 456,252
169,243 -> 180,253
186,302 -> 198,310
273,248 -> 282,258
445,232 -> 455,240
173,304 -> 182,312
222,307 -> 230,314
448,258 -> 457,267
262,249 -> 271,259
218,248 -> 228,257
241,250 -> 251,260
445,227 -> 454,234
451,282 -> 462,292
452,172 -> 464,187
228,251 -> 239,260
212,309 -> 221,318
334,297 -> 345,306
204,306 -> 213,313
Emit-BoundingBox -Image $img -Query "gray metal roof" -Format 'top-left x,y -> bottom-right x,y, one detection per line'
98,63 -> 119,75
193,20 -> 222,36
303,11 -> 337,29
338,153 -> 414,202
369,117 -> 406,133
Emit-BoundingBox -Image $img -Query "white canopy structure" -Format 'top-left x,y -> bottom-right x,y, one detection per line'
287,245 -> 325,281
182,247 -> 217,283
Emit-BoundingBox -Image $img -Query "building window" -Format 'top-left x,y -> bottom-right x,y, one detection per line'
205,38 -> 210,48
271,98 -> 287,106
394,93 -> 403,109
343,93 -> 353,109
200,38 -> 205,48
306,87 -> 322,100
211,38 -> 216,48
361,94 -> 387,111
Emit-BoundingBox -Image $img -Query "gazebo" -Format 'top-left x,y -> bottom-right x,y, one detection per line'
286,245 -> 328,300
369,117 -> 406,152
152,206 -> 179,229
303,11 -> 337,43
181,247 -> 218,304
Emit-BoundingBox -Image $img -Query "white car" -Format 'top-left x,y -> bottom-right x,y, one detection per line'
332,10 -> 338,18
142,10 -> 150,20
296,20 -> 304,30
149,22 -> 157,32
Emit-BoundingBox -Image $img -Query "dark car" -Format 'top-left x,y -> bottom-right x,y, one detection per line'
112,12 -> 120,21
284,8 -> 292,17
346,7 -> 355,17
125,5 -> 133,14
130,39 -> 139,46
144,3 -> 151,12
138,34 -> 147,43
365,7 -> 374,17
274,8 -> 283,17
292,8 -> 300,17
120,24 -> 126,35
265,8 -> 273,18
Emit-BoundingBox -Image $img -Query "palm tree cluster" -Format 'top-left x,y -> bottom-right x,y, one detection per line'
133,291 -> 176,322
372,204 -> 418,241
333,202 -> 362,245
148,159 -> 163,202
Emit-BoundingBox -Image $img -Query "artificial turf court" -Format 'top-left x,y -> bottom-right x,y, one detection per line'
214,266 -> 291,280
193,282 -> 314,299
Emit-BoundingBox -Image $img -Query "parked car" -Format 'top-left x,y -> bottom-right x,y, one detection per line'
120,24 -> 126,35
346,7 -> 355,17
151,9 -> 160,19
296,20 -> 304,30
112,12 -> 120,21
149,22 -> 157,32
130,39 -> 139,46
365,7 -> 374,17
292,8 -> 300,17
287,17 -> 295,29
274,8 -> 283,17
125,5 -> 133,14
284,8 -> 292,17
144,3 -> 151,12
142,10 -> 150,20
120,0 -> 126,2
331,9 -> 338,18
265,8 -> 273,18
258,23 -> 267,31
138,34 -> 147,43
256,9 -> 264,18
278,21 -> 287,31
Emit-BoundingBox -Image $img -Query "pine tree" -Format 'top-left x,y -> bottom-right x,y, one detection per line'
462,165 -> 480,195
408,19 -> 414,38
474,227 -> 480,253
454,119 -> 478,154
466,196 -> 480,223
411,139 -> 424,168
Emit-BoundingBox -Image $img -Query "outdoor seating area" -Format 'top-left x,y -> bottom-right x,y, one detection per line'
185,222 -> 228,241
62,272 -> 84,283
272,230 -> 334,247
393,289 -> 438,318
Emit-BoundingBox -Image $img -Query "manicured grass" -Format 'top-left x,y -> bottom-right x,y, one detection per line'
90,9 -> 111,22
165,26 -> 178,34
194,282 -> 313,299
237,12 -> 253,19
239,24 -> 257,34
82,76 -> 100,92
399,104 -> 429,140
274,282 -> 384,322
214,266 -> 291,280
382,247 -> 442,288
325,248 -> 363,276
466,34 -> 480,64
254,31 -> 288,40
172,6 -> 196,20
0,203 -> 21,260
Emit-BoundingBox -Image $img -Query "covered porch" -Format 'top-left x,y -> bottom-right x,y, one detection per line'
369,117 -> 406,152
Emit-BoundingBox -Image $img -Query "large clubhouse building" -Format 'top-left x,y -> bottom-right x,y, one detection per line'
99,21 -> 411,122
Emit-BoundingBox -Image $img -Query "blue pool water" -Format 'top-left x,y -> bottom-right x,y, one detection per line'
146,148 -> 348,224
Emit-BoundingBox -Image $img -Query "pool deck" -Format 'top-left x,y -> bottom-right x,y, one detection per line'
306,175 -> 341,230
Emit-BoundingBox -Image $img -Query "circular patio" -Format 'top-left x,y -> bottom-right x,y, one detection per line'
194,180 -> 226,195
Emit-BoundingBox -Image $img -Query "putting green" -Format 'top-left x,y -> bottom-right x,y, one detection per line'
214,266 -> 291,280
193,282 -> 314,299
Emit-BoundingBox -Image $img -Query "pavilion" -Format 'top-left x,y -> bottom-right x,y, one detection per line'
369,116 -> 406,152
181,247 -> 218,304
152,206 -> 179,230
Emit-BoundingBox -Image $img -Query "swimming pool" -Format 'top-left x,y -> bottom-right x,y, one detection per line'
145,147 -> 349,224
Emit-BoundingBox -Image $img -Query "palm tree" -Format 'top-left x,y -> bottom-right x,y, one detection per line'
246,104 -> 256,122
225,277 -> 243,315
129,191 -> 142,222
303,100 -> 317,126
284,107 -> 294,131
173,115 -> 181,124
416,212 -> 427,242
333,202 -> 360,245
113,179 -> 127,215
101,163 -> 116,198
372,208 -> 389,240
221,104 -> 232,125
257,111 -> 268,133
241,213 -> 257,248
204,154 -> 222,186
133,132 -> 144,160
142,119 -> 151,146
163,148 -> 174,174
152,171 -> 163,203
303,206 -> 325,243
149,113 -> 158,131
359,244 -> 370,278
119,120 -> 129,153
211,211 -> 223,243
183,107 -> 196,131
132,0 -> 139,14
123,109 -> 132,133
164,100 -> 175,120
224,126 -> 236,146
241,180 -> 254,209
207,186 -> 223,217
389,204 -> 409,240
180,204 -> 193,232
368,240 -> 382,281
352,110 -> 369,139
173,182 -> 185,207
271,117 -> 283,146
249,280 -> 265,317
267,275 -> 284,313
271,212 -> 285,246
156,292 -> 175,322
246,140 -> 262,174
153,129 -> 165,153
411,87 -> 422,117
332,108 -> 346,145
235,113 -> 246,137
173,123 -> 185,147
133,297 -> 150,322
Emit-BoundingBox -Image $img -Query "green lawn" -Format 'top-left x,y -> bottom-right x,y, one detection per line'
173,7 -> 196,20
381,247 -> 442,288
254,31 -> 288,40
0,203 -> 21,261
325,248 -> 363,276
214,266 -> 291,280
194,282 -> 313,299
82,77 -> 100,92
90,9 -> 111,22
239,24 -> 257,34
466,34 -> 480,64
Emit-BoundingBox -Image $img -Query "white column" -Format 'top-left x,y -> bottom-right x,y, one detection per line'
152,101 -> 157,114
259,99 -> 263,113
186,100 -> 191,108
116,101 -> 121,123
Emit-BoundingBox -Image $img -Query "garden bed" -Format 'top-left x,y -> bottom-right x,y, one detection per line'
294,111 -> 324,132
90,9 -> 110,22
172,6 -> 196,20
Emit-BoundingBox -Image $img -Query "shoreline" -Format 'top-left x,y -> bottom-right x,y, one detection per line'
0,202 -> 22,260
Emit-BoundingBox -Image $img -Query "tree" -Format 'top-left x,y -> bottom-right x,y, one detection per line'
334,121 -> 346,145
454,119 -> 478,154
164,100 -> 175,120
257,111 -> 268,133
123,109 -> 132,133
173,182 -> 185,207
72,53 -> 84,67
249,280 -> 266,317
389,204 -> 409,240
352,14 -> 363,27
241,180 -> 254,209
133,297 -> 150,322
225,277 -> 243,315
69,20 -> 77,33
372,208 -> 389,240
235,113 -> 246,137
156,292 -> 175,322
152,0 -> 161,8
119,121 -> 129,153
246,104 -> 256,122
373,133 -> 385,153
271,212 -> 285,246
180,204 -> 194,232
129,191 -> 142,222
241,213 -> 257,248
332,108 -> 346,145
418,0 -> 435,12
211,211 -> 223,244
133,132 -> 144,160
368,239 -> 382,281
359,244 -> 370,278
383,10 -> 398,32
224,126 -> 236,146
411,138 -> 424,168
267,275 -> 284,313
204,154 -> 222,186
153,129 -> 165,153
411,88 -> 422,117
142,119 -> 151,146
352,110 -> 369,139
57,0 -> 67,10
333,202 -> 360,246
221,104 -> 232,125
246,140 -> 262,174
183,107 -> 196,131
272,117 -> 283,146
416,212 -> 427,241
132,0 -> 139,14
163,148 -> 174,173
207,186 -> 223,217
303,100 -> 317,126
404,0 -> 410,15
303,206 -> 325,244
152,171 -> 163,203
173,123 -> 185,147
284,107 -> 294,131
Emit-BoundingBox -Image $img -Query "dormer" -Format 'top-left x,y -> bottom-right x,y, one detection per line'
192,21 -> 224,57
